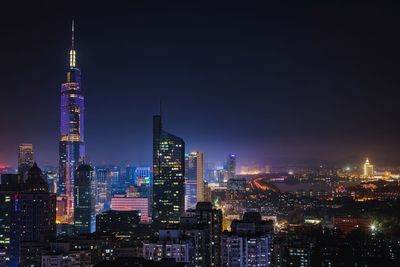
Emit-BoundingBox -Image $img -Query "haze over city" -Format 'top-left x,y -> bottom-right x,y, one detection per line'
1,2 -> 400,267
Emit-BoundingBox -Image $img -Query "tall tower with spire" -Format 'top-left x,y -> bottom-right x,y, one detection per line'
59,20 -> 85,223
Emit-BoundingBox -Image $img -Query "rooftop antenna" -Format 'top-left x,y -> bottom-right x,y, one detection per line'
71,19 -> 75,49
69,20 -> 76,67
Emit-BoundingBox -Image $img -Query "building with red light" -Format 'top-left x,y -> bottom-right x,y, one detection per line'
333,217 -> 372,236
111,196 -> 149,223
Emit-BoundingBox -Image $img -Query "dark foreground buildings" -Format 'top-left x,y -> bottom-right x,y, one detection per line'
0,163 -> 56,267
74,164 -> 96,234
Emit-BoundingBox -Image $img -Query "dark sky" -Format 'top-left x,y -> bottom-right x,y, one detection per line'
1,1 -> 400,168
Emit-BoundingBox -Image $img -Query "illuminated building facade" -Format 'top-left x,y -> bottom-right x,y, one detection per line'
185,151 -> 205,210
59,21 -> 85,222
143,229 -> 192,263
74,164 -> 95,234
111,195 -> 150,223
363,158 -> 374,177
17,143 -> 34,181
152,114 -> 185,228
95,167 -> 112,213
221,212 -> 273,267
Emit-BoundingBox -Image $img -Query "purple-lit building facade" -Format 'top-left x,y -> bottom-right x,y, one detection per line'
59,22 -> 85,222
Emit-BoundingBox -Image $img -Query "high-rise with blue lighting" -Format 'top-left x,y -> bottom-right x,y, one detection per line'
59,21 -> 85,222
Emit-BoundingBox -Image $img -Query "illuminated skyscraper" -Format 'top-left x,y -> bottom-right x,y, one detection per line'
152,114 -> 185,228
185,151 -> 204,210
95,167 -> 112,212
17,143 -> 34,181
363,158 -> 374,177
59,21 -> 85,222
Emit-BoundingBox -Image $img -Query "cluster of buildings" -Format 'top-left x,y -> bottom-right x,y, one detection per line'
1,22 -> 400,267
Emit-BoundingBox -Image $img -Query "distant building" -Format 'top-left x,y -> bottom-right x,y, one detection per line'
56,195 -> 68,224
152,114 -> 185,228
363,158 -> 374,177
45,170 -> 58,193
227,178 -> 247,200
74,164 -> 96,234
95,167 -> 112,213
224,154 -> 236,182
185,151 -> 205,210
17,143 -> 34,181
227,178 -> 247,191
109,166 -> 122,194
134,167 -> 152,185
221,212 -> 273,267
111,195 -> 150,223
333,216 -> 372,236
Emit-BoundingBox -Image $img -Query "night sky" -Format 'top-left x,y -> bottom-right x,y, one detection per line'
1,1 -> 400,168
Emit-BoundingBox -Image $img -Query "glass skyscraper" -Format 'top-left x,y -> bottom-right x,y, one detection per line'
17,143 -> 34,181
185,151 -> 204,210
59,21 -> 85,223
152,114 -> 185,228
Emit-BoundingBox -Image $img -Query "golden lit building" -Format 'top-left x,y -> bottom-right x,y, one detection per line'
363,158 -> 374,177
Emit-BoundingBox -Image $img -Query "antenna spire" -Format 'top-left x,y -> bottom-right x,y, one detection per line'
71,20 -> 75,49
159,99 -> 162,118
69,20 -> 76,68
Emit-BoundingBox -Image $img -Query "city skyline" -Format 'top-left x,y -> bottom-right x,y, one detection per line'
2,2 -> 400,167
1,3 -> 400,266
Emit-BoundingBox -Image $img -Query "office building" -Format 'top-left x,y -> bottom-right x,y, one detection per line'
95,167 -> 112,212
17,143 -> 34,181
152,114 -> 185,228
59,21 -> 85,223
185,151 -> 204,210
74,164 -> 95,234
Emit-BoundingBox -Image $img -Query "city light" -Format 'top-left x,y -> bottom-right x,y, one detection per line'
1,3 -> 400,267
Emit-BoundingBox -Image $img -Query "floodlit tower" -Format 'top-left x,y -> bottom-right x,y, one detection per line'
363,158 -> 374,177
59,20 -> 85,222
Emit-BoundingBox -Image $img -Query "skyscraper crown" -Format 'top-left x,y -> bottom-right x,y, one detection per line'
69,20 -> 76,68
